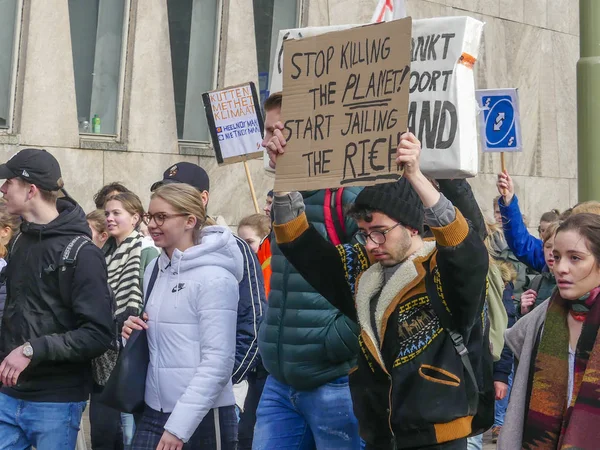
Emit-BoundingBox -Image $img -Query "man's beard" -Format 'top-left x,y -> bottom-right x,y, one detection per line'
379,228 -> 413,267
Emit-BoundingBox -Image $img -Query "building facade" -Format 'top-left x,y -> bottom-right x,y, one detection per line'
0,0 -> 579,225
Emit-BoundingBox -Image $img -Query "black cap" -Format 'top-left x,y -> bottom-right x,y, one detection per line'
354,178 -> 424,234
0,148 -> 63,191
151,162 -> 210,193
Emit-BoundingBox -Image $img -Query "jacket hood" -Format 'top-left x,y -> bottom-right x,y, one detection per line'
157,225 -> 243,282
20,197 -> 91,239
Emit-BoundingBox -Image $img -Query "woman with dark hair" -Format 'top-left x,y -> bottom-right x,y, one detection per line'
499,213 -> 600,448
90,191 -> 159,450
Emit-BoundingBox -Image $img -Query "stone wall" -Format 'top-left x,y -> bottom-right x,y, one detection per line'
0,0 -> 579,228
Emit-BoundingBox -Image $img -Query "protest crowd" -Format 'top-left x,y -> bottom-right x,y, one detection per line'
0,4 -> 597,450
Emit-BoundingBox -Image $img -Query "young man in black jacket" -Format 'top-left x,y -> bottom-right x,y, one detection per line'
270,134 -> 490,449
0,149 -> 114,450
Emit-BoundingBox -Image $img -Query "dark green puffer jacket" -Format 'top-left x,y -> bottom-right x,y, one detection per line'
258,188 -> 361,390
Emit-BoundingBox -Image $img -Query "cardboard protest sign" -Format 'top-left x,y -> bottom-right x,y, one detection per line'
268,17 -> 484,179
202,82 -> 264,165
274,18 -> 412,192
264,24 -> 360,174
408,17 -> 484,178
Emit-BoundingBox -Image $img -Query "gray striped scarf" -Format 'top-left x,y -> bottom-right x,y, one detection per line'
106,230 -> 144,332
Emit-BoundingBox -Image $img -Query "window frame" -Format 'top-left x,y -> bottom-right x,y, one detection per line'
0,0 -> 23,135
78,0 -> 131,141
173,0 -> 223,149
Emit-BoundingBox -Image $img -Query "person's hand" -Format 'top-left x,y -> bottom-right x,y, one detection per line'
122,313 -> 148,340
395,132 -> 422,180
156,430 -> 184,450
497,170 -> 515,205
520,289 -> 537,316
0,345 -> 31,387
494,381 -> 509,400
264,122 -> 287,169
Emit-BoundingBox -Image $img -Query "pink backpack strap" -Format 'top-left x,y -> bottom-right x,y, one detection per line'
324,189 -> 341,246
335,187 -> 347,237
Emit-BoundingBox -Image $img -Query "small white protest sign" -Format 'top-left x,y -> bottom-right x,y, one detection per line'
202,82 -> 264,165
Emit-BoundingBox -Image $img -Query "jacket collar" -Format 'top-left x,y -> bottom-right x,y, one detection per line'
356,240 -> 436,362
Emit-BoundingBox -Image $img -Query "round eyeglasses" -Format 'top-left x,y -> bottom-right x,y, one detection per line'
354,222 -> 400,246
142,212 -> 188,227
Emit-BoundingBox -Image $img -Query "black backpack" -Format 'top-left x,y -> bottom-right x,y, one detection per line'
424,264 -> 495,437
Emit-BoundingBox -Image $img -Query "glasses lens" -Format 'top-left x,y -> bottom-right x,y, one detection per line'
370,231 -> 386,245
355,232 -> 366,246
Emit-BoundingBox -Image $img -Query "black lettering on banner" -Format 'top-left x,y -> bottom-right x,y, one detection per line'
342,133 -> 404,184
302,149 -> 334,176
278,19 -> 414,191
407,101 -> 458,150
410,33 -> 456,62
309,81 -> 337,108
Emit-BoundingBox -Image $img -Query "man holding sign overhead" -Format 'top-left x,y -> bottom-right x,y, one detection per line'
268,131 -> 490,449
266,18 -> 491,450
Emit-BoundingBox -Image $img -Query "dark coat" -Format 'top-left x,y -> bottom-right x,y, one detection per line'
258,188 -> 362,390
0,198 -> 114,402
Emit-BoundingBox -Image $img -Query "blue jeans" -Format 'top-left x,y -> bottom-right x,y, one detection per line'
121,412 -> 136,448
0,392 -> 86,450
466,434 -> 482,450
253,375 -> 362,450
494,368 -> 514,427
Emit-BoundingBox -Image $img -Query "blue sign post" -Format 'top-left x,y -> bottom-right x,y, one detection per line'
475,88 -> 522,153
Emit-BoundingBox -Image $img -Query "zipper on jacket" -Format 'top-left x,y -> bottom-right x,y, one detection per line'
387,375 -> 396,448
277,260 -> 291,384
154,269 -> 168,412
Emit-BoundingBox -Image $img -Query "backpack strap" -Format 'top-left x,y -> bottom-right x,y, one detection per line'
423,261 -> 479,413
323,189 -> 342,246
7,232 -> 23,261
333,187 -> 347,240
58,236 -> 93,304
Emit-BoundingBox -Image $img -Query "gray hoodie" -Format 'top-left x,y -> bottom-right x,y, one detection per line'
143,226 -> 243,442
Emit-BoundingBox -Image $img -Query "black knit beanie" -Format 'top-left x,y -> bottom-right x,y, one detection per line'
354,178 -> 424,234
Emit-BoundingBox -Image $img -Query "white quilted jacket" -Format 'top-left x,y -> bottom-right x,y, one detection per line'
142,226 -> 243,442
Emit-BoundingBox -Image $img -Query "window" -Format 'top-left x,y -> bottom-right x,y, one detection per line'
0,0 -> 20,130
68,0 -> 127,135
167,0 -> 219,142
253,0 -> 299,106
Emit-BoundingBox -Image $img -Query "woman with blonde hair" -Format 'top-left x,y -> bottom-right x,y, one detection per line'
86,209 -> 109,249
123,183 -> 243,449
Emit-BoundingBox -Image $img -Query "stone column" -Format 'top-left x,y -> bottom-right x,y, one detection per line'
125,0 -> 178,154
19,0 -> 79,148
